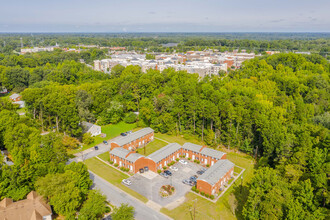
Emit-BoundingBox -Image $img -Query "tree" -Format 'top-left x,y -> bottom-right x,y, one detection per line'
112,203 -> 134,220
124,112 -> 137,124
82,133 -> 94,145
78,190 -> 109,220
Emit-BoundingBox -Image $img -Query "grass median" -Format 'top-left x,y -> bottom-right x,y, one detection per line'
84,157 -> 148,203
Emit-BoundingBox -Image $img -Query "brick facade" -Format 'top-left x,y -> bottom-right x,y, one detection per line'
121,132 -> 154,150
196,167 -> 234,195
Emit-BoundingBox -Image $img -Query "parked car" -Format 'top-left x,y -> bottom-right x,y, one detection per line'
122,179 -> 132,186
190,176 -> 197,182
120,133 -> 127,136
182,179 -> 195,186
139,168 -> 144,173
160,172 -> 169,178
197,169 -> 206,175
169,166 -> 178,171
164,170 -> 172,176
127,131 -> 132,134
103,140 -> 108,145
94,146 -> 99,150
144,166 -> 149,172
179,159 -> 188,165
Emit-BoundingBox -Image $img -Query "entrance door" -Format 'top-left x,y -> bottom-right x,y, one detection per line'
192,155 -> 195,160
186,153 -> 189,158
119,161 -> 122,166
211,161 -> 214,166
205,159 -> 208,164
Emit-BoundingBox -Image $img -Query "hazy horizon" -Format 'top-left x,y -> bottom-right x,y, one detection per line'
1,0 -> 330,33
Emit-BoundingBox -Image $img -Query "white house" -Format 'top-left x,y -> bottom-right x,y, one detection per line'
81,121 -> 101,136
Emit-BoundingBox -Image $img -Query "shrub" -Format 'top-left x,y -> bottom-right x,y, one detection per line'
206,164 -> 210,167
176,158 -> 180,161
201,192 -> 205,196
157,169 -> 162,174
205,194 -> 210,198
210,195 -> 215,200
124,112 -> 137,124
120,167 -> 125,171
192,186 -> 196,191
163,166 -> 167,170
188,158 -> 191,160
196,160 -> 200,164
194,159 -> 197,163
110,161 -> 114,165
196,189 -> 199,193
114,163 -> 119,167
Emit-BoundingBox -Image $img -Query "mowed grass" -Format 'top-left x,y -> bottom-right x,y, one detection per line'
84,157 -> 148,203
136,139 -> 168,156
161,147 -> 255,220
72,122 -> 137,153
155,133 -> 204,146
98,151 -> 110,162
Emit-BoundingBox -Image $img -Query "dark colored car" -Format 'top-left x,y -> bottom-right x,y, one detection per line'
164,170 -> 172,176
94,146 -> 99,150
103,140 -> 108,145
144,166 -> 149,172
139,168 -> 144,173
197,169 -> 206,175
190,176 -> 197,182
120,133 -> 127,136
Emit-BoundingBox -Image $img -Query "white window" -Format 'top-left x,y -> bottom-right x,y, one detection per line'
119,161 -> 122,166
114,159 -> 117,163
130,165 -> 133,170
142,140 -> 145,144
139,142 -> 141,146
205,159 -> 208,164
192,155 -> 195,160
164,161 -> 167,166
211,161 -> 214,166
177,153 -> 179,158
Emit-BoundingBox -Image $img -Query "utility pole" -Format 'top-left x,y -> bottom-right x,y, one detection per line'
193,199 -> 197,220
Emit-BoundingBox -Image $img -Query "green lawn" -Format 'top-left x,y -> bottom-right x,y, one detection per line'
136,139 -> 168,156
72,122 -> 137,153
154,133 -> 204,146
161,149 -> 255,220
84,157 -> 148,203
98,151 -> 110,162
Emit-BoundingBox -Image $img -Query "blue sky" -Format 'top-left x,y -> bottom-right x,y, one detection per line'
1,0 -> 329,32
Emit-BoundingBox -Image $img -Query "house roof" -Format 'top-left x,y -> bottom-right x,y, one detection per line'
126,153 -> 143,163
9,93 -> 20,99
0,191 -> 52,220
110,147 -> 130,159
114,127 -> 154,147
147,143 -> 181,163
182,143 -> 204,152
197,160 -> 234,186
200,148 -> 225,160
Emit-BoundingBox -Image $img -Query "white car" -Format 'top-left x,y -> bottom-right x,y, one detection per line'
179,160 -> 188,165
122,179 -> 132,186
170,166 -> 178,171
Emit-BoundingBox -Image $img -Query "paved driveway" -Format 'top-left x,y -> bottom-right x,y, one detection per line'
89,171 -> 171,220
127,161 -> 205,207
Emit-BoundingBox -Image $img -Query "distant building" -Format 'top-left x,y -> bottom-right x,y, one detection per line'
266,51 -> 280,55
9,93 -> 21,102
82,121 -> 101,137
0,191 -> 52,220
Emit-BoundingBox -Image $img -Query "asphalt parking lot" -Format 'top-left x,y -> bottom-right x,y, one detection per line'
126,160 -> 206,206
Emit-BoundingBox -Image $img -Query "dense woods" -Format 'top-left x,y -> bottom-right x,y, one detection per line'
0,48 -> 329,219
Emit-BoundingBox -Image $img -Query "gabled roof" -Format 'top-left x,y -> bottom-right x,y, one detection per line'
0,191 -> 52,220
147,143 -> 181,163
200,148 -> 225,160
110,147 -> 130,159
182,143 -> 204,152
126,153 -> 144,163
113,128 -> 154,147
197,160 -> 234,186
82,121 -> 99,131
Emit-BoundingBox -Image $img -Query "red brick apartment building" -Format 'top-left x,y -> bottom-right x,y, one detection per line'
110,127 -> 154,151
109,142 -> 234,195
196,160 -> 234,195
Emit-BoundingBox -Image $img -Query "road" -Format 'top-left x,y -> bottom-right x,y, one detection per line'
68,136 -> 122,163
89,171 -> 171,220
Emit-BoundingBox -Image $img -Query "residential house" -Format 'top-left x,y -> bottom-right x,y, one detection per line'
82,121 -> 101,137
